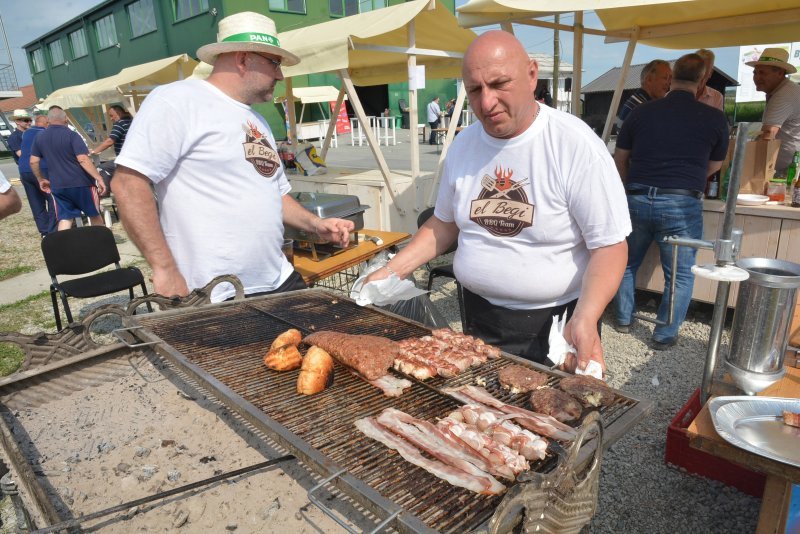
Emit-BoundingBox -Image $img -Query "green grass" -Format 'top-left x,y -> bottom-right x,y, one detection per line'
0,291 -> 56,333
0,266 -> 34,282
0,343 -> 25,376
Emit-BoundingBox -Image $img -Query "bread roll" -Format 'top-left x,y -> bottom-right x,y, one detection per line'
264,344 -> 303,371
297,346 -> 334,395
270,329 -> 302,351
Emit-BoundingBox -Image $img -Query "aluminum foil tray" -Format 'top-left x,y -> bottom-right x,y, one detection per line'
710,396 -> 800,468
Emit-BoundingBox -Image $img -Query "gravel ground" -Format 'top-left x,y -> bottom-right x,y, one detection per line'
421,268 -> 762,534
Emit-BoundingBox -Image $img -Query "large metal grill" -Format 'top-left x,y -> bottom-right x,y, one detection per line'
130,289 -> 649,533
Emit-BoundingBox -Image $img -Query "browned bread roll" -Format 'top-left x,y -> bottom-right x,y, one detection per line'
270,329 -> 302,351
297,346 -> 335,395
264,344 -> 303,371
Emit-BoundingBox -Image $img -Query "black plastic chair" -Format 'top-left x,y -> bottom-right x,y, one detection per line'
417,207 -> 465,331
41,226 -> 151,331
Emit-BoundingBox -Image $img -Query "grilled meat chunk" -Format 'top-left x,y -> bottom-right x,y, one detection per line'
303,331 -> 399,380
529,388 -> 582,423
783,410 -> 800,428
558,375 -> 614,408
498,365 -> 549,393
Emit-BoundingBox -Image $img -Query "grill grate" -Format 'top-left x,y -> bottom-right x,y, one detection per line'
134,290 -> 643,532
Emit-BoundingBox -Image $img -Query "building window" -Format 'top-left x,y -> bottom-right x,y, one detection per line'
174,0 -> 208,21
95,14 -> 118,49
69,28 -> 88,58
269,0 -> 306,14
31,48 -> 45,73
49,40 -> 65,66
330,0 -> 383,17
128,0 -> 157,37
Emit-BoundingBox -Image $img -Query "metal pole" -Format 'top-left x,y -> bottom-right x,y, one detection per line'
700,123 -> 749,405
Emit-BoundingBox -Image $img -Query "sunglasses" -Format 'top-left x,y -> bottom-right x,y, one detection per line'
16,118 -> 32,122
250,52 -> 281,69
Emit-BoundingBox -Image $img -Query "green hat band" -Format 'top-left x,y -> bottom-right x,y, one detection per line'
222,32 -> 280,48
760,56 -> 786,64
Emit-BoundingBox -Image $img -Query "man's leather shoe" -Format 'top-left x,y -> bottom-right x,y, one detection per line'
650,338 -> 676,351
612,323 -> 630,334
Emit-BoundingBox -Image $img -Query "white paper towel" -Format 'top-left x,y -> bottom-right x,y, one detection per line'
546,311 -> 604,380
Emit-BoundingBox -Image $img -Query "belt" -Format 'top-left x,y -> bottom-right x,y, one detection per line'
625,185 -> 704,200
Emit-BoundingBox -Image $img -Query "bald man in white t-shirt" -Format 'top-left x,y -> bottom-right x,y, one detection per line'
366,31 -> 631,375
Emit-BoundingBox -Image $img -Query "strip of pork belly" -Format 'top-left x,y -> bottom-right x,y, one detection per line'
376,408 -> 505,491
437,418 -> 529,479
448,406 -> 547,461
355,418 -> 505,495
443,385 -> 578,442
367,375 -> 413,397
393,351 -> 437,380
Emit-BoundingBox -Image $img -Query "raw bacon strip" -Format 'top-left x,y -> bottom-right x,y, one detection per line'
376,409 -> 505,493
448,405 -> 548,461
393,351 -> 438,380
437,418 -> 529,479
444,385 -> 577,442
355,418 -> 505,495
368,375 -> 413,397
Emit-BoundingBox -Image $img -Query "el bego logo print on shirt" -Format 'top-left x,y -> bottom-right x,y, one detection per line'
469,165 -> 534,237
243,120 -> 281,177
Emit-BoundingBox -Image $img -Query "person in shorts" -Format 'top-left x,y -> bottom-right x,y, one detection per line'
30,107 -> 107,230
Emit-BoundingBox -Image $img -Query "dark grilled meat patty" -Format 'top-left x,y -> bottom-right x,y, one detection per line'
529,388 -> 583,423
497,365 -> 549,393
558,375 -> 615,408
302,331 -> 399,380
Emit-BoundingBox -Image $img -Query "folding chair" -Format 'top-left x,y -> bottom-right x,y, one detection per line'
417,207 -> 465,331
41,226 -> 152,330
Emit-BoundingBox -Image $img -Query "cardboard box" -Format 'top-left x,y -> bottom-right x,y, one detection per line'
721,139 -> 781,196
665,388 -> 766,497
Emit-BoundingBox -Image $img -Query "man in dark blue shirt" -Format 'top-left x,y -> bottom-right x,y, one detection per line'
613,53 -> 729,350
7,109 -> 32,165
30,107 -> 106,231
19,115 -> 56,236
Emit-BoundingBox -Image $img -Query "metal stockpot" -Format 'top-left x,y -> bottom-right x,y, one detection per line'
725,258 -> 800,394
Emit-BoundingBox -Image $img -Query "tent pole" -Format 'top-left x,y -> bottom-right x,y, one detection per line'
553,14 -> 560,110
571,11 -> 584,116
339,69 -> 405,216
500,22 -> 514,34
429,80 -> 466,208
602,27 -> 639,144
320,87 -> 345,160
286,78 -> 297,145
408,19 -> 420,185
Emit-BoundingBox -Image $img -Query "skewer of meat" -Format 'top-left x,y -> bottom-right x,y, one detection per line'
443,385 -> 578,442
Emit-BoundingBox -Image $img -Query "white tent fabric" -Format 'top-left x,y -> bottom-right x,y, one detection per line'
274,86 -> 347,104
39,54 -> 197,110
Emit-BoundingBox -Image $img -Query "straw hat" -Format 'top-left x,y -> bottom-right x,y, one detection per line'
745,47 -> 797,74
11,109 -> 31,120
196,11 -> 299,67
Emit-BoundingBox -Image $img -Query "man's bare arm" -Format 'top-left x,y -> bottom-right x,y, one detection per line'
613,148 -> 631,182
760,125 -> 780,140
76,154 -> 106,196
563,240 -> 628,373
707,160 -> 723,177
0,187 -> 21,220
364,213 -> 458,282
112,165 -> 189,297
30,156 -> 51,193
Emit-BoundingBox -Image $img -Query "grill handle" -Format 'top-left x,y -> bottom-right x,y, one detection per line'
307,469 -> 401,534
112,326 -> 160,348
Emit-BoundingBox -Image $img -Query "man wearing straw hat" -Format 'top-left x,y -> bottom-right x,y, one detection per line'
748,47 -> 800,175
7,109 -> 32,164
112,12 -> 353,302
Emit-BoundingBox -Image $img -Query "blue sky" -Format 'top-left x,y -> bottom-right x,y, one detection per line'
0,1 -> 742,90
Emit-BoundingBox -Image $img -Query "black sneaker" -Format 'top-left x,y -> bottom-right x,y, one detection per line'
650,338 -> 677,351
612,323 -> 630,334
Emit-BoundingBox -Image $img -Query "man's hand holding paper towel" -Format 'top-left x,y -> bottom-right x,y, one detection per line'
548,311 -> 606,379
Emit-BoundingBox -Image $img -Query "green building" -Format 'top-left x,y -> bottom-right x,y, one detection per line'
24,0 -> 458,136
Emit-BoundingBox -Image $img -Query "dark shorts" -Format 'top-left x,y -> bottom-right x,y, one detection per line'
463,289 -> 589,364
52,186 -> 100,220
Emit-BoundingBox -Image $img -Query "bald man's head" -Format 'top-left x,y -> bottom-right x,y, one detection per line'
462,31 -> 539,139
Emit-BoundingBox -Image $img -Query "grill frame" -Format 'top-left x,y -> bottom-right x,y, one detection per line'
125,288 -> 652,532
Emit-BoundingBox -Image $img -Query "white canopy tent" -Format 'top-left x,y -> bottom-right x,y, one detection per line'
456,0 -> 800,140
274,86 -> 348,124
278,0 -> 477,214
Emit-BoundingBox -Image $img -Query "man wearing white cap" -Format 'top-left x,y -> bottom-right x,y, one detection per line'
7,109 -> 32,165
112,12 -> 354,302
747,47 -> 800,175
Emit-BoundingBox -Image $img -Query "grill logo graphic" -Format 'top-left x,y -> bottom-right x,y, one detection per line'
243,120 -> 280,177
470,165 -> 534,237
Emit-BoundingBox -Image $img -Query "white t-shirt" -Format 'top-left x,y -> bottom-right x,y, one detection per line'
0,171 -> 10,194
427,101 -> 441,123
435,104 -> 631,310
117,79 -> 293,302
763,79 -> 800,173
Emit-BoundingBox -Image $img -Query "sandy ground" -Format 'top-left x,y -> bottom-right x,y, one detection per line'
3,352 -> 378,533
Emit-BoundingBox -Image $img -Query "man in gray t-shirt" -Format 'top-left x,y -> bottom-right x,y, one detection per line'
747,48 -> 800,174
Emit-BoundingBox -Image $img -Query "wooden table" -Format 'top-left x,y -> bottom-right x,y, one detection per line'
293,229 -> 409,286
687,366 -> 800,533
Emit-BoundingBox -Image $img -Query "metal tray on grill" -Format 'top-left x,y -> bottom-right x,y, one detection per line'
285,192 -> 369,244
116,289 -> 651,533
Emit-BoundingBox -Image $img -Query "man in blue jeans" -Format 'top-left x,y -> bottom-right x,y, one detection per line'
613,53 -> 729,350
